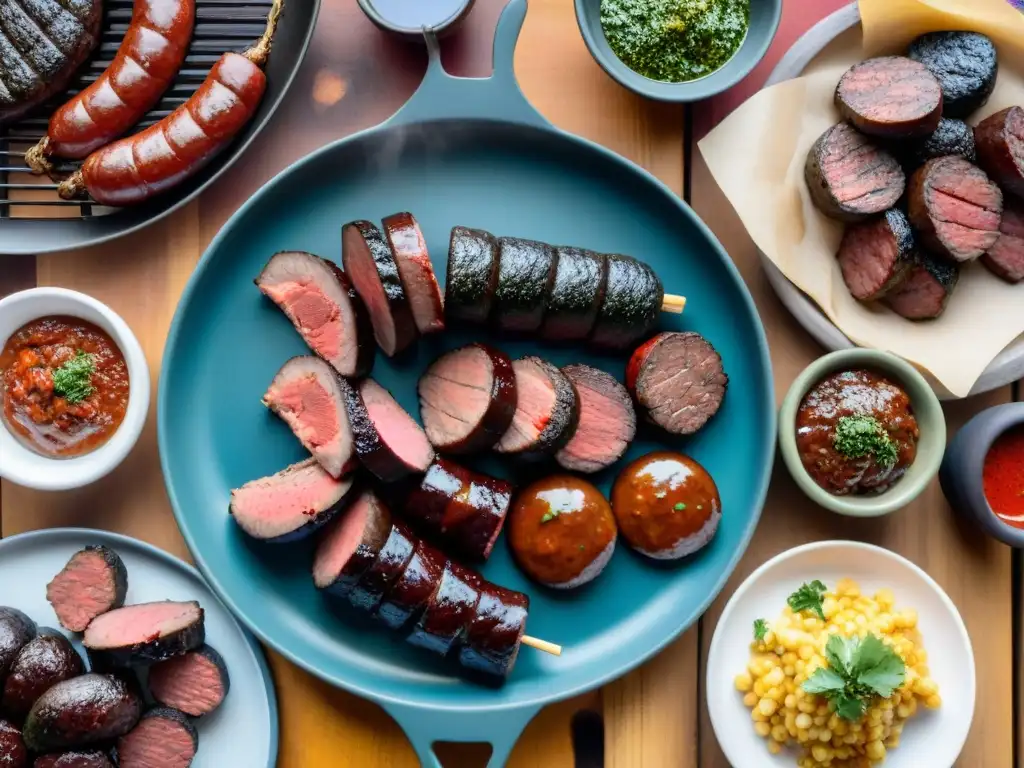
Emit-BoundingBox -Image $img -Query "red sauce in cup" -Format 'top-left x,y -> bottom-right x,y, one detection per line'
982,426 -> 1024,529
0,316 -> 130,458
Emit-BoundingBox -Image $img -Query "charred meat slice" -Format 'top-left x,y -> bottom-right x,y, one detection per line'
83,601 -> 204,669
974,106 -> 1024,200
556,364 -> 636,473
590,254 -> 664,350
256,251 -> 374,378
262,356 -> 355,479
418,344 -> 517,454
46,546 -> 127,633
893,117 -> 977,171
445,227 -> 500,324
148,645 -> 230,718
22,674 -> 140,752
491,237 -> 558,333
34,751 -> 114,768
2,630 -> 84,721
983,198 -> 1024,283
835,56 -> 943,138
459,585 -> 530,682
907,31 -> 998,118
375,539 -> 447,630
407,561 -> 483,656
837,209 -> 916,301
496,357 -> 580,459
346,378 -> 435,482
313,490 -> 393,597
343,220 -> 418,356
542,247 -> 608,342
347,521 -> 417,613
0,608 -> 37,681
805,123 -> 905,222
908,156 -> 1003,262
115,707 -> 197,768
884,250 -> 960,320
0,719 -> 27,767
627,332 -> 728,436
382,212 -> 445,335
230,458 -> 356,543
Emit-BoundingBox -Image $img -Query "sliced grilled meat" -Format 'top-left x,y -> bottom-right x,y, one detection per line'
342,220 -> 418,356
541,247 -> 608,342
148,645 -> 230,717
907,31 -> 998,118
837,209 -> 916,301
459,585 -> 530,681
34,751 -> 114,768
262,356 -> 355,479
2,630 -> 84,720
445,227 -> 500,324
805,123 -> 905,222
0,608 -> 36,682
46,546 -> 128,633
346,378 -> 435,482
894,117 -> 977,172
983,198 -> 1024,283
556,364 -> 636,473
418,344 -> 517,454
496,357 -> 580,459
382,212 -> 445,335
256,250 -> 374,378
347,521 -> 417,613
407,561 -> 483,656
627,332 -> 728,435
491,237 -> 558,333
23,674 -> 140,752
83,602 -> 204,669
835,56 -> 943,138
908,156 -> 1003,262
230,458 -> 355,543
313,490 -> 393,597
375,539 -> 447,630
590,254 -> 664,350
888,257 -> 961,319
974,106 -> 1024,200
115,707 -> 197,768
0,719 -> 27,767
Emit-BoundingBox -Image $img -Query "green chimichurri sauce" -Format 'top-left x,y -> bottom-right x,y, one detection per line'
600,0 -> 751,83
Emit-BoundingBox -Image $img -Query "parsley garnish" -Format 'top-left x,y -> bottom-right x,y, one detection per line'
833,415 -> 898,469
787,580 -> 827,620
51,351 -> 96,404
753,618 -> 768,642
540,510 -> 559,524
673,502 -> 685,511
802,633 -> 906,721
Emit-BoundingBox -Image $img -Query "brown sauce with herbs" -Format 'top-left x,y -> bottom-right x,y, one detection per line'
0,316 -> 130,458
796,369 -> 918,496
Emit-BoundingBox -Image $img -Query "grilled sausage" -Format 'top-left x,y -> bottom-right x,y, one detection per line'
375,539 -> 447,630
345,378 -> 435,482
0,608 -> 37,681
496,357 -> 579,459
974,106 -> 1024,200
407,561 -> 483,656
382,212 -> 445,335
542,247 -> 608,342
884,250 -> 960,320
2,630 -> 85,721
446,227 -> 500,324
459,585 -> 529,681
893,117 -> 977,173
835,56 -> 943,138
491,237 -> 558,334
313,490 -> 393,597
0,719 -> 27,768
556,364 -> 636,473
46,546 -> 128,633
347,521 -> 417,613
907,31 -> 998,119
836,209 -> 915,301
590,254 -> 664,350
983,198 -> 1024,283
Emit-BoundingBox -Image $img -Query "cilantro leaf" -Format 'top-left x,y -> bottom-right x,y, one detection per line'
787,580 -> 827,620
850,633 -> 887,675
824,633 -> 856,677
801,667 -> 846,695
753,618 -> 768,642
800,632 -> 906,722
857,653 -> 906,698
833,693 -> 867,722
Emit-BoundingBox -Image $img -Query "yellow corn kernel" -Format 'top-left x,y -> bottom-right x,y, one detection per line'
818,728 -> 832,743
866,740 -> 886,761
758,698 -> 778,717
795,713 -> 813,730
754,722 -> 771,737
734,672 -> 753,692
765,667 -> 785,687
767,739 -> 782,755
754,680 -> 766,697
743,692 -> 758,708
925,694 -> 942,709
914,677 -> 938,698
811,744 -> 832,762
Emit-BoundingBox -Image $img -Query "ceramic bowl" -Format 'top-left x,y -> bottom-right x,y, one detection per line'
778,349 -> 946,517
0,288 -> 150,491
707,540 -> 975,768
574,0 -> 782,102
357,0 -> 476,41
940,403 -> 1024,549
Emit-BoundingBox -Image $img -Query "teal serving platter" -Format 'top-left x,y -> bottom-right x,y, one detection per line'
158,1 -> 775,764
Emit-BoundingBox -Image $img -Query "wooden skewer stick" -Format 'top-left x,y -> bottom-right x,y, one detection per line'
522,635 -> 562,656
661,294 -> 687,314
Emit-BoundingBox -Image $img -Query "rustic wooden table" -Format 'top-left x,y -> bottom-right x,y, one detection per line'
1,0 -> 1019,766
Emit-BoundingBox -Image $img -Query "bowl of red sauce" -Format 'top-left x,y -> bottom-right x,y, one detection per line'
0,288 -> 149,491
779,349 -> 946,517
940,403 -> 1024,548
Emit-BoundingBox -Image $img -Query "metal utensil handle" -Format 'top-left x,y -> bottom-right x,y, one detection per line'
386,0 -> 548,129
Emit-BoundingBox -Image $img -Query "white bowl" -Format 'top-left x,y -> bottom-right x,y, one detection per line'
706,541 -> 975,768
0,288 -> 150,491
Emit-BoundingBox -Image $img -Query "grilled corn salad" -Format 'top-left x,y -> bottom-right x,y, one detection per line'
735,578 -> 940,767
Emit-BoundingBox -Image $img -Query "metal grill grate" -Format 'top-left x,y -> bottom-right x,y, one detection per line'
0,0 -> 275,218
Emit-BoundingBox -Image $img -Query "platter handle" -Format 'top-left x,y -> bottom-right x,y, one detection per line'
386,0 -> 549,130
383,701 -> 541,768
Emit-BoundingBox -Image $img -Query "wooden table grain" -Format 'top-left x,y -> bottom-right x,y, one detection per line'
1,0 -> 1018,766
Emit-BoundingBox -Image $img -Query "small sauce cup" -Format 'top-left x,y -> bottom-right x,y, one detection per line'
778,349 -> 946,517
357,0 -> 475,41
0,288 -> 150,491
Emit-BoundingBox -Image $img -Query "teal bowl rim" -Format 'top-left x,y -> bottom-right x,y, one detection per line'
573,0 -> 783,103
778,349 -> 946,518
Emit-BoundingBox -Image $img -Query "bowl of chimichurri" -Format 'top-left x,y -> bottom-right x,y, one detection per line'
575,0 -> 781,101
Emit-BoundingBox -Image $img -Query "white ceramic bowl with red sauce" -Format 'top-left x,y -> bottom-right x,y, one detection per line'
0,288 -> 149,491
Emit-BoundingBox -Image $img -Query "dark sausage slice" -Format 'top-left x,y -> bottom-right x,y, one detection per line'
805,123 -> 905,222
313,490 -> 393,597
402,458 -> 514,561
884,250 -> 960,320
342,220 -> 418,357
407,562 -> 483,656
541,247 -> 608,342
255,250 -> 375,378
418,344 -> 517,454
0,719 -> 27,768
835,56 -> 943,138
627,332 -> 727,436
590,254 -> 664,350
908,156 -> 1003,262
496,357 -> 580,459
491,237 -> 558,333
23,674 -> 140,753
382,212 -> 445,335
983,199 -> 1024,283
347,522 -> 417,613
556,364 -> 636,473
2,630 -> 84,720
446,227 -> 500,324
894,117 -> 977,172
115,707 -> 197,768
346,378 -> 435,482
837,209 -> 915,301
34,751 -> 114,768
974,106 -> 1024,200
459,586 -> 530,681
46,546 -> 128,633
0,608 -> 36,681
83,602 -> 204,669
907,31 -> 998,119
375,539 -> 447,630
148,645 -> 230,717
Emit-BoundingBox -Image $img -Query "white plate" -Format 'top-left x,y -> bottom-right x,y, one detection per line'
0,528 -> 278,767
706,541 -> 975,768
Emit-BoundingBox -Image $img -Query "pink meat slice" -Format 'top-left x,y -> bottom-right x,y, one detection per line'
418,346 -> 493,448
497,360 -> 555,453
116,716 -> 195,768
361,379 -> 435,473
383,212 -> 445,334
313,493 -> 372,588
556,365 -> 636,473
46,550 -> 120,633
983,201 -> 1024,283
148,651 -> 227,716
84,602 -> 201,649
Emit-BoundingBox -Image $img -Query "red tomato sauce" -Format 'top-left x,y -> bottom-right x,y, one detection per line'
982,425 -> 1024,529
0,316 -> 130,458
